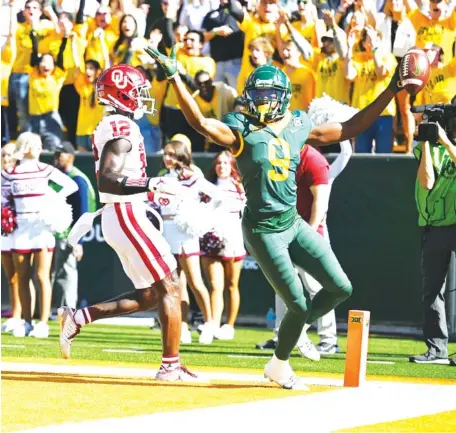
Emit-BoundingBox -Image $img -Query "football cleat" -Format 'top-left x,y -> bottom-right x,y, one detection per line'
264,357 -> 309,390
297,339 -> 320,361
58,307 -> 81,359
155,365 -> 200,382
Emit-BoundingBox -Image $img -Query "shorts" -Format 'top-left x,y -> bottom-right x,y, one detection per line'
12,213 -> 56,253
163,220 -> 201,257
102,202 -> 177,289
75,135 -> 92,151
217,214 -> 247,261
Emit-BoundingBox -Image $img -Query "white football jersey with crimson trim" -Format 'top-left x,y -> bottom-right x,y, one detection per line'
92,114 -> 148,204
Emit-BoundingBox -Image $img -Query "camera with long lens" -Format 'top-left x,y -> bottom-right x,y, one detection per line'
411,104 -> 456,144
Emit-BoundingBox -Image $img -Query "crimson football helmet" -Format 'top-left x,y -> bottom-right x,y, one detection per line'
96,64 -> 155,119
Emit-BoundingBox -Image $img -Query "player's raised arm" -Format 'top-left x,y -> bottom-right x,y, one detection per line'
144,45 -> 240,151
307,69 -> 402,147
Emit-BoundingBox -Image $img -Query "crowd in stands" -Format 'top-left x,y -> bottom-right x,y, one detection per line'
1,0 -> 455,155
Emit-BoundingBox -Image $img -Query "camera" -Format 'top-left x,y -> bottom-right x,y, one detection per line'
411,103 -> 456,144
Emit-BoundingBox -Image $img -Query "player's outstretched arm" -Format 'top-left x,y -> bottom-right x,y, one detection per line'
144,45 -> 240,151
307,68 -> 402,147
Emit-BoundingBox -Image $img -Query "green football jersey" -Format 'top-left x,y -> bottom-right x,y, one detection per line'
222,110 -> 313,232
414,142 -> 456,227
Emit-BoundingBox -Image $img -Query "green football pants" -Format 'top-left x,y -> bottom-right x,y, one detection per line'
243,216 -> 353,360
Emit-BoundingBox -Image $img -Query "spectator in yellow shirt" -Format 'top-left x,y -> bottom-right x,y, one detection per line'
9,0 -> 59,134
26,33 -> 67,151
415,44 -> 456,105
280,39 -> 316,111
346,27 -> 397,153
408,0 -> 456,65
73,60 -> 104,152
111,14 -> 148,66
290,0 -> 325,49
2,1 -> 17,145
192,70 -> 237,151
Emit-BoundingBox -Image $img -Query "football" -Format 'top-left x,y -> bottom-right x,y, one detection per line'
399,48 -> 430,96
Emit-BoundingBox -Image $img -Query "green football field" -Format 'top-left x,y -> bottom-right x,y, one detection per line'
2,320 -> 456,380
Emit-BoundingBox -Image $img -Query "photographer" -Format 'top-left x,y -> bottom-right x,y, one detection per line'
409,112 -> 456,365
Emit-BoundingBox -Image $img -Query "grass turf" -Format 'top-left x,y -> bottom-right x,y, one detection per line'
2,321 -> 456,380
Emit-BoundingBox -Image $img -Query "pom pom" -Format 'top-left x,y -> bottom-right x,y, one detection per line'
200,231 -> 225,257
307,94 -> 359,127
1,206 -> 17,236
41,190 -> 73,234
174,201 -> 215,237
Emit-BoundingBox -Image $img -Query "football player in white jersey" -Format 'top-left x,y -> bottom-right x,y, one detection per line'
58,64 -> 198,382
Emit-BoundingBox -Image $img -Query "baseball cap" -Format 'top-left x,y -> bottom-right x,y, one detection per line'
56,141 -> 76,155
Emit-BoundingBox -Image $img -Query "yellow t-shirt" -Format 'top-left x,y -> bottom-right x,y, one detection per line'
164,53 -> 216,109
291,21 -> 319,48
408,9 -> 456,65
309,52 -> 350,104
47,31 -> 87,86
1,44 -> 15,107
351,52 -> 397,116
84,18 -> 120,69
414,57 -> 456,105
74,74 -> 104,136
12,20 -> 55,74
194,92 -> 219,119
238,13 -> 288,79
110,37 -> 148,67
282,65 -> 316,111
146,75 -> 168,126
28,67 -> 66,115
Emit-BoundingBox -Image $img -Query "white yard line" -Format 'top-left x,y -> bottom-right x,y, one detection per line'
3,362 -> 456,433
1,344 -> 25,348
102,349 -> 145,354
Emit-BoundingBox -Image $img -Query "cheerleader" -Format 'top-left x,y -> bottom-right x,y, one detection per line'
159,140 -> 217,345
2,133 -> 78,338
201,151 -> 247,341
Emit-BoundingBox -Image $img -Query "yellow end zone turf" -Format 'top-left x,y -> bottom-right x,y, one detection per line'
335,410 -> 456,433
1,371 -> 331,432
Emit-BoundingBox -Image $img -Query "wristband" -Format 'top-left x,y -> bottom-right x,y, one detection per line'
119,176 -> 151,193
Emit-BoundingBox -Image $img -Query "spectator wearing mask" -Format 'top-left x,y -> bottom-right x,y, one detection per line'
9,0 -> 59,135
162,30 -> 216,152
52,142 -> 96,310
414,44 -> 456,105
73,59 -> 105,152
409,113 -> 456,365
26,30 -> 68,151
345,27 -> 397,153
2,132 -> 78,338
202,150 -> 246,341
202,0 -> 244,89
408,0 -> 456,65
2,1 -> 16,146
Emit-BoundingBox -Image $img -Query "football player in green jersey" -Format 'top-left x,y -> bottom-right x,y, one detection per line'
145,45 -> 404,389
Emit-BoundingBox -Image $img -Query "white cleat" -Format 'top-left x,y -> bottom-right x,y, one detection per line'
297,339 -> 320,361
180,323 -> 192,344
264,357 -> 309,390
199,322 -> 214,344
1,318 -> 24,333
58,307 -> 81,359
214,324 -> 235,341
29,321 -> 49,338
12,321 -> 33,337
155,365 -> 202,382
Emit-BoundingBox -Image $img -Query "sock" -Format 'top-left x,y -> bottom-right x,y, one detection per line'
271,353 -> 289,367
162,354 -> 180,370
74,308 -> 92,326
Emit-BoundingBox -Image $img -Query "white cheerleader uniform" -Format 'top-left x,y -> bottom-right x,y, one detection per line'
1,174 -> 14,253
212,177 -> 247,261
160,170 -> 219,257
1,159 -> 78,253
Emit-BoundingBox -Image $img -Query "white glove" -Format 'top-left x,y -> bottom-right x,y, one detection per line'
148,177 -> 184,196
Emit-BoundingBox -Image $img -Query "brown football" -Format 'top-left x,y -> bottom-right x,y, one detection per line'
399,48 -> 430,96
